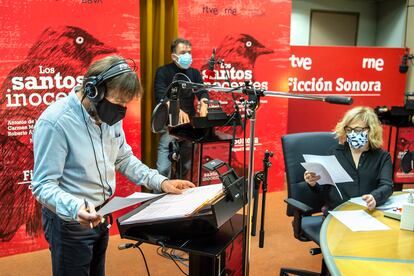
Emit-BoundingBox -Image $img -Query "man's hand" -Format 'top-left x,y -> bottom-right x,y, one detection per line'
161,179 -> 195,194
304,171 -> 320,187
77,203 -> 101,228
362,194 -> 377,211
179,109 -> 190,124
199,99 -> 208,117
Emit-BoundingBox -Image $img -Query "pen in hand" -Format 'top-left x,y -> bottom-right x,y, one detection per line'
84,198 -> 94,229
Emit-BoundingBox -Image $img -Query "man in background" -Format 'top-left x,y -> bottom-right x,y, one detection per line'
154,38 -> 208,179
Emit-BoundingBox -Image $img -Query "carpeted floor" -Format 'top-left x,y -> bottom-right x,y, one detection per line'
0,190 -> 323,275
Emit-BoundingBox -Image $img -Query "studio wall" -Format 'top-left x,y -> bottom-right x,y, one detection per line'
178,0 -> 292,192
0,0 -> 141,257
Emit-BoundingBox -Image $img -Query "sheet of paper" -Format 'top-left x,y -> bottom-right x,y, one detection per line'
329,210 -> 390,231
301,162 -> 333,184
349,193 -> 410,210
303,154 -> 353,183
126,192 -> 165,200
121,184 -> 224,225
97,192 -> 163,216
301,162 -> 343,199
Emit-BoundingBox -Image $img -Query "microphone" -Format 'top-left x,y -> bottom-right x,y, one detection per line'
400,54 -> 409,73
206,48 -> 216,79
169,86 -> 180,126
324,96 -> 353,105
175,80 -> 206,90
118,241 -> 143,250
208,48 -> 216,71
118,243 -> 134,250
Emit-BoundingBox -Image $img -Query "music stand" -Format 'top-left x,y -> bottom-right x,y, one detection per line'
117,161 -> 246,275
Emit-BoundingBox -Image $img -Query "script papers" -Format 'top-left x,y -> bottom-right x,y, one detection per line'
329,210 -> 390,231
301,154 -> 353,199
121,184 -> 224,225
97,192 -> 164,216
349,193 -> 410,210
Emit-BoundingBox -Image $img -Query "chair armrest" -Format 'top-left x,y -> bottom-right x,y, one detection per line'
284,198 -> 313,214
284,198 -> 314,241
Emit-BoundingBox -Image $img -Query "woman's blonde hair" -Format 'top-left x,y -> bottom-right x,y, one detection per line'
334,106 -> 383,149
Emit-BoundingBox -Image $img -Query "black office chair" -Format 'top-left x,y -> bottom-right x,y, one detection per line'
280,132 -> 338,276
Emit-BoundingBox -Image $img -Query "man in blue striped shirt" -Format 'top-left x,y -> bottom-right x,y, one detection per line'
32,55 -> 194,276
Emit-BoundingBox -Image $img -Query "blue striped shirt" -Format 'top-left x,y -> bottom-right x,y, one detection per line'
32,89 -> 167,221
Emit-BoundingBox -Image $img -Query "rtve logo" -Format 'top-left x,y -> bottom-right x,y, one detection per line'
81,0 -> 103,4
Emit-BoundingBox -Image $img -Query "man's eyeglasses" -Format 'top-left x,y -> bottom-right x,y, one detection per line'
344,127 -> 369,134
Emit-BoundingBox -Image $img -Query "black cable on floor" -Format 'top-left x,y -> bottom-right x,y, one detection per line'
156,246 -> 189,267
157,242 -> 189,276
136,246 -> 150,276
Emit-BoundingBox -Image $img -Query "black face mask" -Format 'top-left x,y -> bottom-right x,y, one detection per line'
96,98 -> 127,126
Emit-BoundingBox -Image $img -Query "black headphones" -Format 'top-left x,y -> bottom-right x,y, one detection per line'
84,59 -> 133,103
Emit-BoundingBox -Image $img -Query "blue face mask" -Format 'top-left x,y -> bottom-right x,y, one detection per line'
175,53 -> 192,69
346,130 -> 369,149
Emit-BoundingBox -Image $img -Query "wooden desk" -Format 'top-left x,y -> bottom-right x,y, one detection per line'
320,199 -> 414,275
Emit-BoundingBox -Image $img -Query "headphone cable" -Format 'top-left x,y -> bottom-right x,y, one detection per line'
80,93 -> 107,202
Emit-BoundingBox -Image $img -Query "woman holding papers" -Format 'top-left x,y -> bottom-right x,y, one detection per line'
304,106 -> 393,214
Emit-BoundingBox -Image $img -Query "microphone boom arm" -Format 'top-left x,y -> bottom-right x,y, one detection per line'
186,81 -> 353,105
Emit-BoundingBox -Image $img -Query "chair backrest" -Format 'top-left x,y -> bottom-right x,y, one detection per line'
282,132 -> 338,216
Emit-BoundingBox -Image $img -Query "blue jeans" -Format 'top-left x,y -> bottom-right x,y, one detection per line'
157,131 -> 192,179
42,207 -> 109,276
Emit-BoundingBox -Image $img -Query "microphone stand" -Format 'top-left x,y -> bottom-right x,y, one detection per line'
259,150 -> 272,248
251,171 -> 261,237
186,80 -> 352,275
245,88 -> 257,275
168,140 -> 183,179
251,150 -> 273,248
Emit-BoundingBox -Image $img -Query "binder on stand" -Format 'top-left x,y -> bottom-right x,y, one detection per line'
117,163 -> 245,276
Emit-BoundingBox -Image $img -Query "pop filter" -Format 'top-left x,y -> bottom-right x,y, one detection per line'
151,101 -> 169,133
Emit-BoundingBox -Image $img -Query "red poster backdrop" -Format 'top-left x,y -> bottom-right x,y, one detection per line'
393,127 -> 414,183
287,46 -> 406,134
179,0 -> 291,192
0,1 -> 140,257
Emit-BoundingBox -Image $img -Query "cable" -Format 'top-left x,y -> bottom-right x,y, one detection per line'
156,247 -> 189,267
99,128 -> 112,197
157,242 -> 189,276
119,242 -> 150,276
241,98 -> 248,272
221,64 -> 246,152
165,250 -> 189,276
80,94 -> 107,202
136,246 -> 151,276
171,249 -> 189,263
162,72 -> 203,101
173,72 -> 191,82
125,58 -> 137,72
161,79 -> 189,102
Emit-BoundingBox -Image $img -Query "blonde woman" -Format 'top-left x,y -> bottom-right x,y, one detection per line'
304,106 -> 393,212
